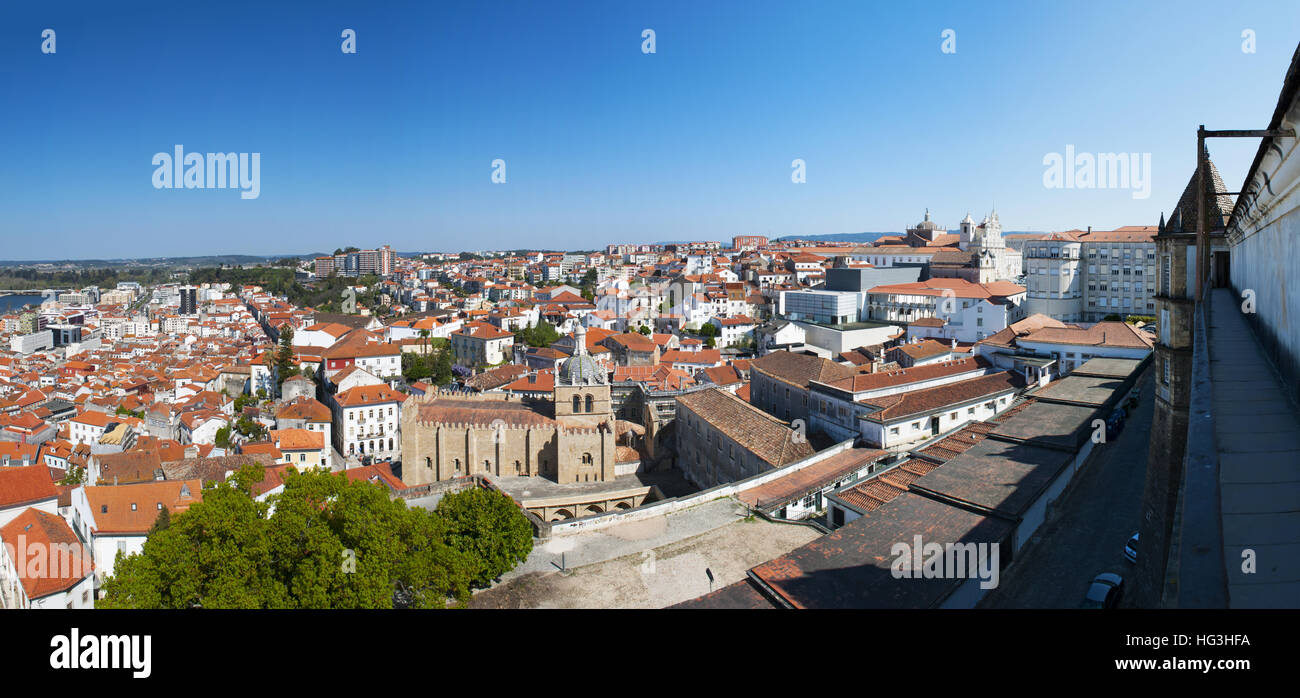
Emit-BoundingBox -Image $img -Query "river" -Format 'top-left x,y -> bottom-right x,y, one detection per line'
0,294 -> 48,314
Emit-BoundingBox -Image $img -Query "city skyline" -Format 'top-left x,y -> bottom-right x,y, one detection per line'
2,1 -> 1298,260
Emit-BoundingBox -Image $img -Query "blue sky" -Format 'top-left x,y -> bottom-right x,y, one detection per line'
1,0 -> 1297,259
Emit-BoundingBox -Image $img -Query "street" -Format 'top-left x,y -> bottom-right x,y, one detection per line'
981,368 -> 1152,608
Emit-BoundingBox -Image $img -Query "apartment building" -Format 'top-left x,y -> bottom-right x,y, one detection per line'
450,321 -> 515,367
333,245 -> 396,278
269,428 -> 328,470
865,278 -> 1027,342
1022,226 -> 1158,323
332,383 -> 405,460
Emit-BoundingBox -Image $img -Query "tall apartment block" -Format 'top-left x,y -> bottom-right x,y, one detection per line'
1022,226 -> 1159,323
179,285 -> 198,315
332,245 -> 395,277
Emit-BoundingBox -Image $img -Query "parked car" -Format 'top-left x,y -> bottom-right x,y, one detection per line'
1106,415 -> 1124,440
1081,572 -> 1125,609
1124,533 -> 1139,563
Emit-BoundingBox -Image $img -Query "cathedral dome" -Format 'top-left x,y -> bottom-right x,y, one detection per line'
914,209 -> 942,230
559,323 -> 604,385
559,353 -> 605,385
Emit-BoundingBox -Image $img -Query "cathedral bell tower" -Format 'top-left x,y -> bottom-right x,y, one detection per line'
552,322 -> 617,483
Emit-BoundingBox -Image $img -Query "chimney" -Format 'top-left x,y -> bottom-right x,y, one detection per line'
1087,226 -> 1091,235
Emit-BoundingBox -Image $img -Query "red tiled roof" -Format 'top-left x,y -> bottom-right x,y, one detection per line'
861,371 -> 1024,423
335,384 -> 406,407
270,429 -> 324,451
662,349 -> 722,365
677,388 -> 814,467
0,465 -> 58,510
868,278 -> 1025,299
0,508 -> 94,599
84,480 -> 202,535
816,357 -> 989,394
738,448 -> 885,510
1019,321 -> 1154,349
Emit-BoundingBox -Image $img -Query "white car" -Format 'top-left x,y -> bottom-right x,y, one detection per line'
1081,572 -> 1125,609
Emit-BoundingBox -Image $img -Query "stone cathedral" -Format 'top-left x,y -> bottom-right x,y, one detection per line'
401,323 -> 618,486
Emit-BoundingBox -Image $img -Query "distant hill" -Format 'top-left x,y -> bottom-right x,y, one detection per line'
0,252 -> 337,268
774,232 -> 898,244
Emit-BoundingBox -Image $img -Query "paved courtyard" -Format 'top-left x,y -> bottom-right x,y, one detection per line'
470,499 -> 820,608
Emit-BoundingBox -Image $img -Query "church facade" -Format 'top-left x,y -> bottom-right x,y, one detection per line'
904,209 -> 1023,284
956,211 -> 1023,282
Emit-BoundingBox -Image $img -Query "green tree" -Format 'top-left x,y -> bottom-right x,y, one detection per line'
99,471 -> 275,609
215,425 -> 234,449
515,320 -> 560,348
402,352 -> 431,381
235,416 -> 266,440
148,506 -> 171,536
431,347 -> 454,386
435,488 -> 534,588
274,325 -> 299,391
58,465 -> 86,486
100,466 -> 477,609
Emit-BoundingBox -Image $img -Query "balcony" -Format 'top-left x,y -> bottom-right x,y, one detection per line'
1172,289 -> 1300,608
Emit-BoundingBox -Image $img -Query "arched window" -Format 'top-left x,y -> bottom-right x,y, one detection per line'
425,457 -> 432,469
582,452 -> 593,464
388,438 -> 394,451
585,394 -> 594,412
572,395 -> 581,412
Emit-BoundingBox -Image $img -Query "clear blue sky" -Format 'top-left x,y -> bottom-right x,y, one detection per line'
1,0 -> 1296,259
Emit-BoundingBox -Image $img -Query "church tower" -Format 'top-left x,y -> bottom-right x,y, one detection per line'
553,323 -> 617,482
982,210 -> 1005,251
1135,148 -> 1234,607
958,213 -> 976,250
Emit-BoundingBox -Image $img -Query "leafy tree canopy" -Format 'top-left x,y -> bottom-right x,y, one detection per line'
435,488 -> 534,588
99,466 -> 497,609
515,320 -> 560,348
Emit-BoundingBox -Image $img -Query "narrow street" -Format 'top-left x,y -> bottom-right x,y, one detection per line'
981,368 -> 1152,608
